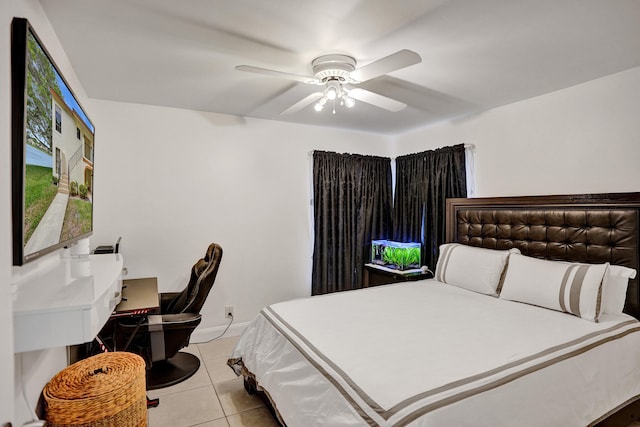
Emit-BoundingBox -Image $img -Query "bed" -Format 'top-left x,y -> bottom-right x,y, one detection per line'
228,193 -> 640,426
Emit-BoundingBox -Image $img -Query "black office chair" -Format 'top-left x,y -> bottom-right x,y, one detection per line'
118,243 -> 223,389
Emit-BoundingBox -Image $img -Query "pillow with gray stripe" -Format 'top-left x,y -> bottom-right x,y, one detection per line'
435,243 -> 520,296
499,254 -> 609,322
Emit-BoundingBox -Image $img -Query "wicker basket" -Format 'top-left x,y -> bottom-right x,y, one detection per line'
44,352 -> 147,427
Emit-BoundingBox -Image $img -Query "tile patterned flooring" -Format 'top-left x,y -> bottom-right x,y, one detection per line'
150,335 -> 640,427
147,336 -> 278,427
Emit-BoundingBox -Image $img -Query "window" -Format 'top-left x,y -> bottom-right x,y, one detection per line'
55,105 -> 62,133
77,127 -> 81,140
84,141 -> 93,162
311,151 -> 392,294
392,144 -> 468,269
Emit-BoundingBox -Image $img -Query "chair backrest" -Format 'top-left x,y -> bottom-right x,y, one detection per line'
165,243 -> 223,314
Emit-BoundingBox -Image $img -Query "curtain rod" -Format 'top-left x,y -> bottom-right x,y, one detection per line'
307,144 -> 475,157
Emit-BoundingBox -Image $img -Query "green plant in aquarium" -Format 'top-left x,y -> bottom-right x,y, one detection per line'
382,246 -> 394,265
406,247 -> 421,266
382,246 -> 421,270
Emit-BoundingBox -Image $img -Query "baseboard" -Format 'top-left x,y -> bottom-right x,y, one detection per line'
191,321 -> 250,343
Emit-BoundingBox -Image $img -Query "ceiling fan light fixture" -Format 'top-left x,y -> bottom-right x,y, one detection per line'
344,96 -> 355,108
313,79 -> 356,113
237,49 -> 421,116
312,54 -> 356,82
325,79 -> 341,100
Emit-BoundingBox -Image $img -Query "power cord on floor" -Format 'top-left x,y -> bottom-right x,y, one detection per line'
209,313 -> 234,341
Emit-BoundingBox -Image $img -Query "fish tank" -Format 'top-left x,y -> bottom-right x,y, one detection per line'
371,240 -> 421,271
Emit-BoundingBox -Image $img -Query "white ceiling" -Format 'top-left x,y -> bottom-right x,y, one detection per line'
39,0 -> 640,135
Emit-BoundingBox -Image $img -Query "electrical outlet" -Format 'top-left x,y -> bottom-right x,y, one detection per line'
225,305 -> 234,318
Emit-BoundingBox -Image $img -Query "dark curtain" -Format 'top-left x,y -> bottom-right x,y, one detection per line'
392,154 -> 425,244
312,151 -> 392,295
393,144 -> 467,270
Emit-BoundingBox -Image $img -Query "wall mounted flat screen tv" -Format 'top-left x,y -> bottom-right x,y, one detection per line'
11,17 -> 95,266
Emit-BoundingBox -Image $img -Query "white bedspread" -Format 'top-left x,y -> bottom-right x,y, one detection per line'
229,280 -> 640,426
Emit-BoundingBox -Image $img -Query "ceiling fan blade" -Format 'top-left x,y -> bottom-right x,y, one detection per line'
348,88 -> 407,112
281,92 -> 324,115
350,49 -> 421,83
236,65 -> 319,84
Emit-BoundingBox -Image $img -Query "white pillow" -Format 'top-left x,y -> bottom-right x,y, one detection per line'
601,265 -> 637,315
500,254 -> 609,322
435,243 -> 519,296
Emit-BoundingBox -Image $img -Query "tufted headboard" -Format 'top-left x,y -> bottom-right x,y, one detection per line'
446,193 -> 640,319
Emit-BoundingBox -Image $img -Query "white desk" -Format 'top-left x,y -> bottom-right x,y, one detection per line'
12,254 -> 124,352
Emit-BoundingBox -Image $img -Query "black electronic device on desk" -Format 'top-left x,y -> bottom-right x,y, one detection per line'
94,237 -> 121,254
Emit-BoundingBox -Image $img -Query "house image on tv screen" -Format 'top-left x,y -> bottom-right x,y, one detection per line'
23,82 -> 94,256
18,25 -> 95,261
50,88 -> 94,202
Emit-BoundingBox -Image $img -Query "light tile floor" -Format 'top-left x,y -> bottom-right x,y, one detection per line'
147,336 -> 640,427
147,336 -> 278,427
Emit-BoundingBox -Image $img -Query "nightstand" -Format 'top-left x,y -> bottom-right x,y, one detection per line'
363,263 -> 433,287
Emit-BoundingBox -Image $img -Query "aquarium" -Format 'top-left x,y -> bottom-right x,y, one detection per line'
371,240 -> 421,271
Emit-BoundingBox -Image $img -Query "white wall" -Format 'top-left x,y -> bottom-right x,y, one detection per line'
88,99 -> 393,339
395,66 -> 640,197
1,1 -> 96,424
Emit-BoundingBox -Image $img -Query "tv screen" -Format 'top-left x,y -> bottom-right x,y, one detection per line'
11,17 -> 95,265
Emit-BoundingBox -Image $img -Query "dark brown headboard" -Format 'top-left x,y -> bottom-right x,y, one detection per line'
446,193 -> 640,319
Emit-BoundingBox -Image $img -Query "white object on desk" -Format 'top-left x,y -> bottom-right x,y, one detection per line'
12,254 -> 124,352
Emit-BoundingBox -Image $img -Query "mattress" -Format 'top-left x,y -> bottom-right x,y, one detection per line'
229,280 -> 640,426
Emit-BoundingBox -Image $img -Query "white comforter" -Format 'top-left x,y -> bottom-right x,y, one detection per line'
229,280 -> 640,426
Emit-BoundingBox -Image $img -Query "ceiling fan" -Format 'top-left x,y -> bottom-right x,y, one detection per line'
236,49 -> 421,115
